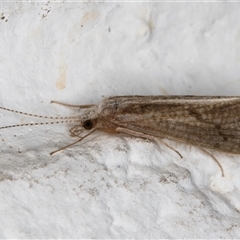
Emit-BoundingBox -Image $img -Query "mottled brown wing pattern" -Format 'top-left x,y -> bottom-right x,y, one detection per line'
108,96 -> 240,154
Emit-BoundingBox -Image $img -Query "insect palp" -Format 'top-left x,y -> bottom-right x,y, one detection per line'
69,125 -> 83,137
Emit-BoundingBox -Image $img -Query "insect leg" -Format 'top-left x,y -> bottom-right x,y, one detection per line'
116,127 -> 182,158
199,148 -> 224,177
51,100 -> 94,108
50,129 -> 96,155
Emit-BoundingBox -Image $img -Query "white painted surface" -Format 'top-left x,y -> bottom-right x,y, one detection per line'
1,2 -> 240,238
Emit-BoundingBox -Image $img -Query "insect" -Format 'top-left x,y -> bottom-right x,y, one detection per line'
1,95 -> 240,177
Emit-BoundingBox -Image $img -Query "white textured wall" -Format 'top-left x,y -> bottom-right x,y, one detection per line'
1,2 -> 240,238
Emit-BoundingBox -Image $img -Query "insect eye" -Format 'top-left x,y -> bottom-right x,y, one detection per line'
83,119 -> 93,130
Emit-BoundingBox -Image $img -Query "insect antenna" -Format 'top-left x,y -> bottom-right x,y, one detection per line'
0,105 -> 91,155
0,119 -> 80,130
0,106 -> 80,120
0,105 -> 81,129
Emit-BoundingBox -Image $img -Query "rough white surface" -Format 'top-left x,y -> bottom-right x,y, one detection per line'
1,1 -> 240,238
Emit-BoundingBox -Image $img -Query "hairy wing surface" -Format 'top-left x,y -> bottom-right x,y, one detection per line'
111,98 -> 240,154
